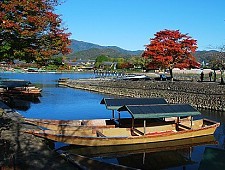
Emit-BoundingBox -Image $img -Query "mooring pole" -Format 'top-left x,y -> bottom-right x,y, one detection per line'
144,120 -> 146,135
191,116 -> 193,129
112,110 -> 115,119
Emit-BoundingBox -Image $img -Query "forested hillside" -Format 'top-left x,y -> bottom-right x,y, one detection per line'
68,39 -> 221,62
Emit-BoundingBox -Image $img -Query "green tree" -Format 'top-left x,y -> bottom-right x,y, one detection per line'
129,56 -> 145,70
95,55 -> 110,68
95,55 -> 110,63
52,56 -> 64,66
0,0 -> 71,64
114,57 -> 125,69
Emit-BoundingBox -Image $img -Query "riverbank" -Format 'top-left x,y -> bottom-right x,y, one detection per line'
0,101 -> 77,169
63,78 -> 225,112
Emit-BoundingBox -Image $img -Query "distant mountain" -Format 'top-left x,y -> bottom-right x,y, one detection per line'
68,39 -> 221,62
70,40 -> 105,52
193,50 -> 221,63
68,39 -> 143,60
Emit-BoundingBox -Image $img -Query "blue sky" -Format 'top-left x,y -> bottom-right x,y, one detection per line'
56,0 -> 225,51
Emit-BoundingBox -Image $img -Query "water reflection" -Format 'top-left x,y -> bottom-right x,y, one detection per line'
200,109 -> 225,149
5,98 -> 41,111
57,135 -> 217,169
113,150 -> 192,170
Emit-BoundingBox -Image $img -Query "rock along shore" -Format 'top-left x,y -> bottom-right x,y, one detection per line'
63,78 -> 225,112
0,101 -> 77,170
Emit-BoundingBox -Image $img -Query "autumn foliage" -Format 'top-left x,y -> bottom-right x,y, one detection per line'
0,0 -> 71,64
142,29 -> 199,78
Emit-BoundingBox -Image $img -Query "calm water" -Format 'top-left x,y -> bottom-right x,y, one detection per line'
1,72 -> 225,170
0,72 -> 112,120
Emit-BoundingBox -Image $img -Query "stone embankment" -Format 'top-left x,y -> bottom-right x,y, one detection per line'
64,78 -> 225,112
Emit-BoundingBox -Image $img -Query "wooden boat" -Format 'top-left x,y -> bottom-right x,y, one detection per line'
25,103 -> 220,146
24,117 -> 192,131
7,86 -> 42,97
0,78 -> 42,100
0,79 -> 31,88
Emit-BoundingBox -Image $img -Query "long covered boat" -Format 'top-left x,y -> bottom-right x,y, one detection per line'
25,102 -> 220,147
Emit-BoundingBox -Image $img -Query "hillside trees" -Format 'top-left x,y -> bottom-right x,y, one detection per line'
0,0 -> 71,65
95,55 -> 111,68
129,56 -> 146,70
142,29 -> 199,80
95,55 -> 135,70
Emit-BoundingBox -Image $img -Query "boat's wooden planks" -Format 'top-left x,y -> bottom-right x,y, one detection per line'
24,119 -> 220,146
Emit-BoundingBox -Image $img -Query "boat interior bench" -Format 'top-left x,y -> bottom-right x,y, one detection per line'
178,119 -> 204,130
178,124 -> 191,130
132,123 -> 177,136
132,128 -> 144,136
96,130 -> 106,137
96,128 -> 131,137
95,123 -> 178,137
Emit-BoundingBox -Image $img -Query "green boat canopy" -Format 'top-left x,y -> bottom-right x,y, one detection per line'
117,104 -> 201,119
100,98 -> 167,110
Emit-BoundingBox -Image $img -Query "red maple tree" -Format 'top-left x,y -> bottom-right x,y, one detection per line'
142,29 -> 199,80
0,0 -> 71,65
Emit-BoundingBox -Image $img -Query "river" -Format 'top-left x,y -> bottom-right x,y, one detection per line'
0,72 -> 112,120
1,72 -> 225,170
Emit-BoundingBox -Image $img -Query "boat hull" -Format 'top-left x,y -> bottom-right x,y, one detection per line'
26,119 -> 219,146
59,135 -> 217,157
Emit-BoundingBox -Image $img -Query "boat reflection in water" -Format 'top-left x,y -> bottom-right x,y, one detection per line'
57,135 -> 217,170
